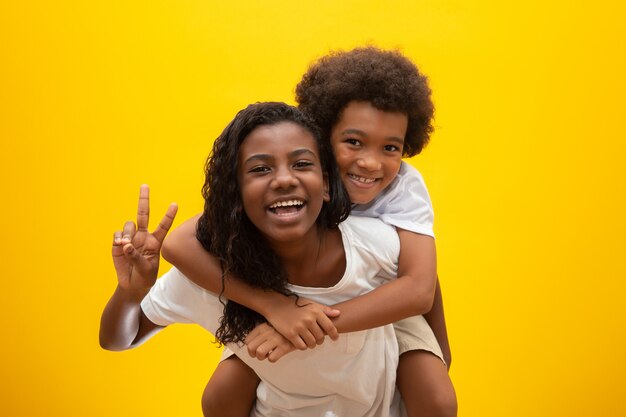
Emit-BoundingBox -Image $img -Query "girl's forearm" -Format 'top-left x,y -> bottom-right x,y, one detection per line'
162,215 -> 340,349
99,285 -> 157,351
161,214 -> 286,317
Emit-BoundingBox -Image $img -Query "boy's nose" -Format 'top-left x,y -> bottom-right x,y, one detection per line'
356,155 -> 382,171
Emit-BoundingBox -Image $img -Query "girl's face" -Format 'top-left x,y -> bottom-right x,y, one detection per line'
237,121 -> 330,244
330,101 -> 408,205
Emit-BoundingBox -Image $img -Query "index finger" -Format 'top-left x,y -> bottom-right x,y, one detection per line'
152,203 -> 178,243
136,184 -> 150,232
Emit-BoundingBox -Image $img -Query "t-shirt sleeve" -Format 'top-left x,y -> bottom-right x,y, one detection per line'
141,267 -> 223,333
379,165 -> 434,237
343,216 -> 400,282
351,162 -> 435,237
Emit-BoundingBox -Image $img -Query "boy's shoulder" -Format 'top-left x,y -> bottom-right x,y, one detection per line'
351,161 -> 435,236
354,161 -> 429,209
390,161 -> 426,192
340,215 -> 400,256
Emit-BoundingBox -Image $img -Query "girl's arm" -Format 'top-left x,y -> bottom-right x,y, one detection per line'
161,215 -> 340,350
100,285 -> 163,351
99,185 -> 177,351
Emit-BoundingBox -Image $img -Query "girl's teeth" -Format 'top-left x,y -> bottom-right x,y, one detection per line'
270,200 -> 304,209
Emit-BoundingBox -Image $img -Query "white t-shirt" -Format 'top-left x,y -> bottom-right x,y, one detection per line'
351,161 -> 434,237
141,216 -> 405,417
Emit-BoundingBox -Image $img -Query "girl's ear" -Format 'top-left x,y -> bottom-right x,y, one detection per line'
323,173 -> 331,202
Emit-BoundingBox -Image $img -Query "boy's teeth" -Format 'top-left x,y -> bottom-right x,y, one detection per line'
269,200 -> 304,209
349,174 -> 376,184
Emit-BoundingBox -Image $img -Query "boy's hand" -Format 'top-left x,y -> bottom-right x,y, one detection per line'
264,297 -> 340,350
245,323 -> 295,363
112,185 -> 178,294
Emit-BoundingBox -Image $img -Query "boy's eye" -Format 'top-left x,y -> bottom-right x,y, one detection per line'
384,144 -> 401,152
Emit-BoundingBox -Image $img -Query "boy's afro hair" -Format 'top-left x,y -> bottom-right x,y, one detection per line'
295,46 -> 434,157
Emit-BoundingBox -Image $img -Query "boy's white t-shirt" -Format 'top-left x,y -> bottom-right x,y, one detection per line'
350,161 -> 434,237
141,216 -> 405,417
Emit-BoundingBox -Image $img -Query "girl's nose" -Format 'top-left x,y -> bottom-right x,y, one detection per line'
270,173 -> 299,190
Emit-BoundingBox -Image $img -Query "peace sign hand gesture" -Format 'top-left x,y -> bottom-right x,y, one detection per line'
112,185 -> 178,294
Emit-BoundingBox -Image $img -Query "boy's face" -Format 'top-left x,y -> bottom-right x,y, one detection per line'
330,101 -> 407,205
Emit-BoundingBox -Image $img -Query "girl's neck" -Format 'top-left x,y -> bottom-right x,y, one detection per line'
270,227 -> 345,288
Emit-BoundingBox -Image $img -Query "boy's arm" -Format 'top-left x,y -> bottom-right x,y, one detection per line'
424,278 -> 452,368
161,215 -> 340,350
99,185 -> 176,351
331,230 -> 452,368
245,231 -> 452,365
329,230 -> 437,332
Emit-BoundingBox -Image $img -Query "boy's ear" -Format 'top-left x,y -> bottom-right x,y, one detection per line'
323,174 -> 330,202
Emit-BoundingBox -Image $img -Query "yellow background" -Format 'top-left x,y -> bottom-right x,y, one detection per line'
1,1 -> 625,416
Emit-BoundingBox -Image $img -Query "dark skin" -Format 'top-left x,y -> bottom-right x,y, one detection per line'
163,104 -> 455,416
163,214 -> 454,417
99,185 -> 177,351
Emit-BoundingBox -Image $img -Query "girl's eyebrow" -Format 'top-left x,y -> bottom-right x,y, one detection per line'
243,154 -> 274,164
289,148 -> 318,159
243,148 -> 319,165
341,128 -> 404,145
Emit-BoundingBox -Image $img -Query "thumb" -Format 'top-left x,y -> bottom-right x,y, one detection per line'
122,244 -> 148,269
323,306 -> 341,318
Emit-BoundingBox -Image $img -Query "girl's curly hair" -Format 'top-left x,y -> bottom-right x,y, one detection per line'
296,46 -> 434,157
196,102 -> 351,344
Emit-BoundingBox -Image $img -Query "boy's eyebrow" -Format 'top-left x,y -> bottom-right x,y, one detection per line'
341,128 -> 404,144
386,136 -> 405,146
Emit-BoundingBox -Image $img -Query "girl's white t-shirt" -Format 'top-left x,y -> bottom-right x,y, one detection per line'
141,216 -> 405,417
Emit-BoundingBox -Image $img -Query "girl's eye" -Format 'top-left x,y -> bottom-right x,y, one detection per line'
249,166 -> 270,173
294,160 -> 314,169
384,144 -> 401,152
345,138 -> 361,146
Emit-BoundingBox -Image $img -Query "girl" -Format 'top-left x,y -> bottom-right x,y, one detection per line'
100,102 -> 415,416
164,47 -> 456,417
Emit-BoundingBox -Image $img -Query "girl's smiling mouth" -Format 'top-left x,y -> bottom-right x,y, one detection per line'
268,199 -> 305,216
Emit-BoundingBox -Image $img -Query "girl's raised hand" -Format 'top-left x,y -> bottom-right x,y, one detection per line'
112,185 -> 178,293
